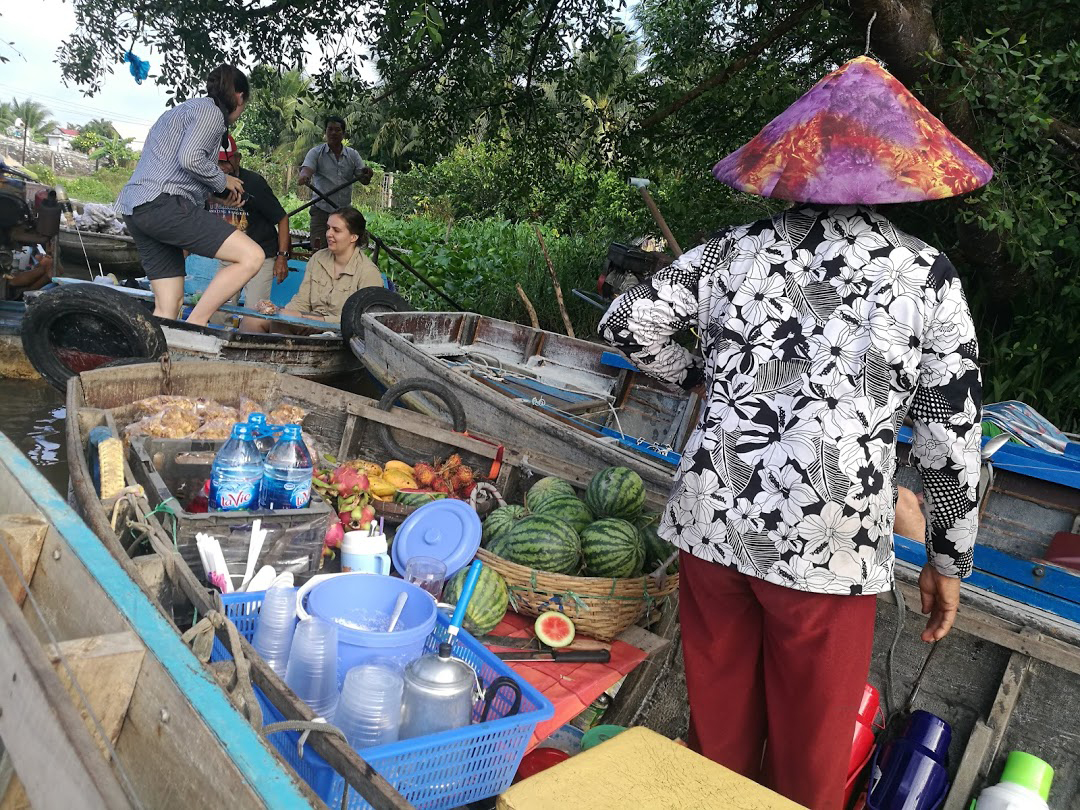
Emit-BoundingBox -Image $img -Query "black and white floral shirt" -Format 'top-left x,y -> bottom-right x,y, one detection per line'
600,205 -> 981,595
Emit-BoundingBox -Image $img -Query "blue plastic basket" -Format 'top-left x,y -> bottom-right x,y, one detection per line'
211,590 -> 553,809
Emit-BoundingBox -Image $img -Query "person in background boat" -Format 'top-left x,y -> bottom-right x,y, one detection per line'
212,136 -> 292,332
3,244 -> 53,298
116,64 -> 264,325
298,116 -> 374,251
599,56 -> 990,809
249,206 -> 382,332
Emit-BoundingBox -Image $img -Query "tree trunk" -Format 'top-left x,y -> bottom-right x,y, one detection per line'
848,0 -> 1021,323
21,131 -> 28,165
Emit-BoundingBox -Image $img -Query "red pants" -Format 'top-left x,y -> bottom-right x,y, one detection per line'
679,551 -> 877,810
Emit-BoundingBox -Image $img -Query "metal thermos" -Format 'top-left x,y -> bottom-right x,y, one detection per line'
398,560 -> 484,740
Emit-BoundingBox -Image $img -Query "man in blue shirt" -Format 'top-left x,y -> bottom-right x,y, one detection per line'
298,116 -> 373,250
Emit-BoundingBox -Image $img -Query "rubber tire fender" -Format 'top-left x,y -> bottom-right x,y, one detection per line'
375,377 -> 468,463
340,287 -> 410,343
21,285 -> 167,392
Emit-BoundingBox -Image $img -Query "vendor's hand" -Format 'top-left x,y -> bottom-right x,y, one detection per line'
2,273 -> 13,281
358,166 -> 374,185
256,299 -> 278,315
918,564 -> 961,642
298,173 -> 310,187
223,174 -> 245,206
273,255 -> 289,283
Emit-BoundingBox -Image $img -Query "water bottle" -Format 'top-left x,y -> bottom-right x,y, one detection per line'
261,424 -> 313,510
209,424 -> 263,511
246,412 -> 277,455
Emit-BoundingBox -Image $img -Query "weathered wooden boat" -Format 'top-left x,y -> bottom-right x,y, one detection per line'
0,300 -> 36,379
0,428 -> 329,808
352,311 -> 699,500
64,359 -> 654,807
56,226 -> 143,279
14,281 -> 362,389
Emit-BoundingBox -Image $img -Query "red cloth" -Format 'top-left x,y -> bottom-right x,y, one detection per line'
678,550 -> 876,810
486,612 -> 648,749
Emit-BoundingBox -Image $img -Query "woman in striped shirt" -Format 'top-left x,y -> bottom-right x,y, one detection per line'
117,64 -> 264,325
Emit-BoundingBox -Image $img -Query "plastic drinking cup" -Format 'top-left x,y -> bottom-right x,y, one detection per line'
285,618 -> 340,718
404,556 -> 447,600
251,585 -> 297,676
335,662 -> 404,749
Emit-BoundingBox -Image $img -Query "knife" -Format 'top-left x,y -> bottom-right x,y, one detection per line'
495,649 -> 611,663
480,634 -> 610,651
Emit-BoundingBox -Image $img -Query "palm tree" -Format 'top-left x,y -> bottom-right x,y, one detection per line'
83,118 -> 120,139
10,98 -> 55,164
0,101 -> 16,131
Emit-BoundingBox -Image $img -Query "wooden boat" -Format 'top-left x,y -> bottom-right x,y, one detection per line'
0,428 -> 327,808
56,226 -> 143,279
10,280 -> 361,388
352,311 -> 698,500
64,359 -> 635,807
0,300 -> 36,379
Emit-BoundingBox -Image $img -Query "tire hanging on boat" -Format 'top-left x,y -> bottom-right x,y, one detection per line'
340,287 -> 411,343
375,377 -> 468,462
21,285 -> 167,391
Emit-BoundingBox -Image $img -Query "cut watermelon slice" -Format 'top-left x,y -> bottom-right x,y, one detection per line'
535,611 -> 576,648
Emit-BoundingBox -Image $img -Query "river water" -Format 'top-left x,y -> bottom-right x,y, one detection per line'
0,377 -> 68,493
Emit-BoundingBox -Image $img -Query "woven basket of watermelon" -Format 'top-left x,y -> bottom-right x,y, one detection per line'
476,467 -> 680,641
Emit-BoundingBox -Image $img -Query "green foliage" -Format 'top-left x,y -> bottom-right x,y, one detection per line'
70,132 -> 101,154
364,211 -> 608,337
62,167 -> 134,203
89,135 -> 137,168
21,164 -> 56,185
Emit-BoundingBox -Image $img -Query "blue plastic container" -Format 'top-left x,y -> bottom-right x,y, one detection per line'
304,573 -> 438,680
211,590 -> 554,810
903,710 -> 951,764
867,739 -> 949,810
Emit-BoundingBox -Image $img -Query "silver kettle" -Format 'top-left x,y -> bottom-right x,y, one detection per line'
398,560 -> 485,740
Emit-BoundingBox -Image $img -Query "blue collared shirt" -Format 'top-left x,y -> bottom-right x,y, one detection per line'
116,98 -> 227,216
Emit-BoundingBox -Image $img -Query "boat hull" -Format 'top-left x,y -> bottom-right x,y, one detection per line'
57,227 -> 143,279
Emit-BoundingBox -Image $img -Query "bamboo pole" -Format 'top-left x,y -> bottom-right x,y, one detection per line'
533,225 -> 575,338
515,283 -> 540,328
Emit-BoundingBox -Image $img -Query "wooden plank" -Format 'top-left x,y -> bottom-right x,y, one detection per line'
337,412 -> 359,459
942,650 -> 1031,809
1,632 -> 146,810
346,400 -> 502,460
0,581 -> 133,810
0,515 -> 47,607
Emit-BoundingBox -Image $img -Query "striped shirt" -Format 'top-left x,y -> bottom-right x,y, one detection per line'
301,143 -> 366,212
116,98 -> 228,216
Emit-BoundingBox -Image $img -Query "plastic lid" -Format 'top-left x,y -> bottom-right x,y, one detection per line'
1001,751 -> 1054,800
280,424 -> 303,440
230,423 -> 254,440
391,499 -> 481,578
580,725 -> 627,752
247,412 -> 267,427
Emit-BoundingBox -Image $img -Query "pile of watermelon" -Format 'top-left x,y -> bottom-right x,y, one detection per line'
482,467 -> 678,578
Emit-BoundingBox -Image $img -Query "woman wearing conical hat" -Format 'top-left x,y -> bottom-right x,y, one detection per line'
600,56 -> 990,808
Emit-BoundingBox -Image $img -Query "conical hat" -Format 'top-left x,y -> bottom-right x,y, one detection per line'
713,56 -> 993,204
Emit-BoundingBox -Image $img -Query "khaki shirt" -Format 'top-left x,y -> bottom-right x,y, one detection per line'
288,248 -> 382,321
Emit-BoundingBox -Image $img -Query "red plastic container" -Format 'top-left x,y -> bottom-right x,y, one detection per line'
514,747 -> 571,783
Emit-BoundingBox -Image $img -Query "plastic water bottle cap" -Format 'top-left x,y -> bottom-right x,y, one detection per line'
280,424 -> 303,440
1001,751 -> 1054,800
248,413 -> 267,428
230,423 -> 254,441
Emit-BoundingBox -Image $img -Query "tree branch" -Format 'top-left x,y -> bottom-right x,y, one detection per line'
525,0 -> 562,96
639,0 -> 821,131
1048,118 -> 1080,154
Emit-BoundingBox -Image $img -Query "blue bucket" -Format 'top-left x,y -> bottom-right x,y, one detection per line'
304,573 -> 437,682
902,710 -> 951,764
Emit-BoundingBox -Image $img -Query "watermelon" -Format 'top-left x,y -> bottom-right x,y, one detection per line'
394,489 -> 448,508
525,476 -> 576,513
443,565 -> 509,636
482,504 -> 528,548
534,611 -> 575,648
635,513 -> 679,574
581,518 -> 644,578
531,494 -> 594,534
585,467 -> 645,520
490,515 -> 581,574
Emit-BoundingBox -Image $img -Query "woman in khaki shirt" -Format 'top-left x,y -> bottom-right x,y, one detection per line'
252,206 -> 382,331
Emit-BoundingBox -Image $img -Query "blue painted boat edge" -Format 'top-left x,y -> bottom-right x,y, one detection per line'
0,431 -> 314,808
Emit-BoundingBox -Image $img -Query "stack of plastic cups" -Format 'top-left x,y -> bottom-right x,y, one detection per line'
335,662 -> 405,750
285,618 -> 341,719
251,585 -> 297,677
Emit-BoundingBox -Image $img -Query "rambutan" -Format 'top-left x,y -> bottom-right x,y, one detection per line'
413,462 -> 438,488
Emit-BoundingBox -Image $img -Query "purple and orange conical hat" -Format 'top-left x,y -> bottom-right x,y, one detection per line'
713,56 -> 993,204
